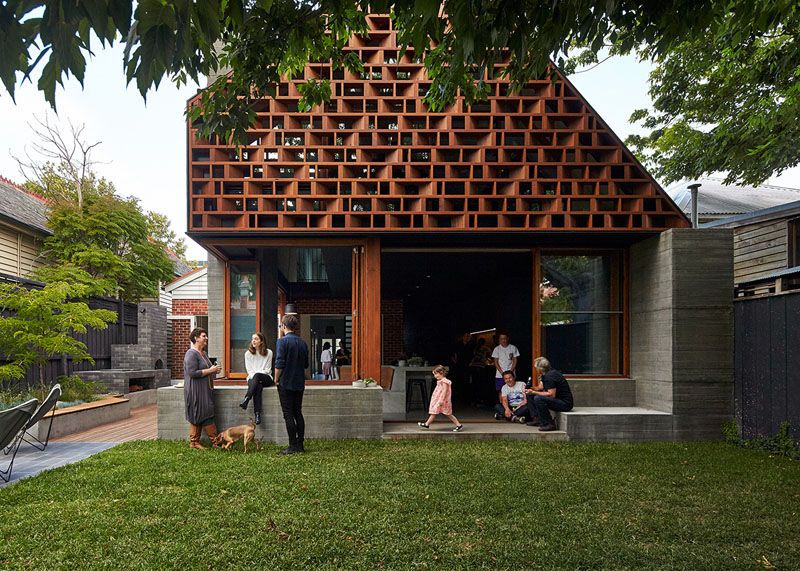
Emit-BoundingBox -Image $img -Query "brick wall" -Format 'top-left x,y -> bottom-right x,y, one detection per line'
172,299 -> 208,316
171,319 -> 192,378
382,298 -> 403,364
295,297 -> 404,364
295,298 -> 352,314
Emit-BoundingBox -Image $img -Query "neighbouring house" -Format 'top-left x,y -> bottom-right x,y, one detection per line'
667,176 -> 800,225
704,200 -> 800,297
171,13 -> 735,442
0,176 -> 49,278
704,202 -> 800,441
164,265 -> 208,378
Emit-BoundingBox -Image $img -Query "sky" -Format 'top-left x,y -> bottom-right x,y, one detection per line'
2,47 -> 799,261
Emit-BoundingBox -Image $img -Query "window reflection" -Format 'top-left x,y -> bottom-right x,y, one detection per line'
540,254 -> 622,374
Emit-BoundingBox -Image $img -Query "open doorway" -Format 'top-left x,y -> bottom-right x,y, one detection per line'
381,250 -> 532,417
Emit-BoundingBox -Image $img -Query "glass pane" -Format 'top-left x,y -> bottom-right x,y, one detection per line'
540,254 -> 622,374
541,313 -> 621,374
541,255 -> 616,313
229,266 -> 257,373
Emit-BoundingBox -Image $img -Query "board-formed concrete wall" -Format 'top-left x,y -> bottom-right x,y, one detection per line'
631,228 -> 734,439
206,253 -> 226,374
158,385 -> 384,444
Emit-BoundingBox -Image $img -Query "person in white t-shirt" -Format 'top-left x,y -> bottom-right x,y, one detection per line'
491,333 -> 519,402
239,332 -> 274,425
494,371 -> 528,422
320,342 -> 333,380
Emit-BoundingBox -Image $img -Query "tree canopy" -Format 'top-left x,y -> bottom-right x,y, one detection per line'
2,1 -> 797,184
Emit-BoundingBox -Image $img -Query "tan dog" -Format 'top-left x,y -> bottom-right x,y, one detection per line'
216,420 -> 258,452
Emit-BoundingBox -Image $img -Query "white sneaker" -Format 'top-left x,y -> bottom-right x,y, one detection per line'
452,425 -> 464,432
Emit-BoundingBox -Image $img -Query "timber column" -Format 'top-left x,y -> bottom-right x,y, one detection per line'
361,237 -> 382,380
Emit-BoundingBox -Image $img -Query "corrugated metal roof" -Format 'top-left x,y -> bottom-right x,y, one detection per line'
666,177 -> 800,217
0,176 -> 51,235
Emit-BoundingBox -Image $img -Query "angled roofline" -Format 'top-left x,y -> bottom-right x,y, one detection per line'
165,264 -> 208,291
703,199 -> 800,228
556,67 -> 690,226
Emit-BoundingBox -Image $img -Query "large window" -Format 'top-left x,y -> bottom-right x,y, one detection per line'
540,253 -> 622,374
228,263 -> 258,375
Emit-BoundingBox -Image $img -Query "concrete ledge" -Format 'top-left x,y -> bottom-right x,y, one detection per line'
559,407 -> 673,442
125,389 -> 158,409
567,378 -> 636,407
41,397 -> 131,440
158,385 -> 383,444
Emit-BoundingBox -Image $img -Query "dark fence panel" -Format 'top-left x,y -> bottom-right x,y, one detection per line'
0,273 -> 138,391
735,291 -> 800,441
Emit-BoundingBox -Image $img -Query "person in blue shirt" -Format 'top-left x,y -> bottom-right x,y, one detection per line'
274,313 -> 309,454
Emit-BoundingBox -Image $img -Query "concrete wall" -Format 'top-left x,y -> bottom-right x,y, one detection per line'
158,386 -> 383,444
207,253 -> 226,372
631,228 -> 734,439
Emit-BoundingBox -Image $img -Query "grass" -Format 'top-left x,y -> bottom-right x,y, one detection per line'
1,440 -> 798,570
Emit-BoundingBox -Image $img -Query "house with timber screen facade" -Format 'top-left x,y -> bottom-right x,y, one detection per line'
182,14 -> 735,441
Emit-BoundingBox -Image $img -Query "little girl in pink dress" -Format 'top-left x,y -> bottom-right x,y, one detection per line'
418,365 -> 463,432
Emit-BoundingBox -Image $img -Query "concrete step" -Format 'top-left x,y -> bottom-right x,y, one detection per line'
557,407 -> 673,442
567,378 -> 637,407
382,422 -> 569,442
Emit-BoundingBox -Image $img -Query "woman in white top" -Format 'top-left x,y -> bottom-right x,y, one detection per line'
320,342 -> 333,380
239,332 -> 273,425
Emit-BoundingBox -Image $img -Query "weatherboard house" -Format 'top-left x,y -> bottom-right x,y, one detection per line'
157,14 -> 733,442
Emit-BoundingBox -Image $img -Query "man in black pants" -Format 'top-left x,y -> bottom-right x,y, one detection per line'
275,314 -> 309,454
525,356 -> 574,431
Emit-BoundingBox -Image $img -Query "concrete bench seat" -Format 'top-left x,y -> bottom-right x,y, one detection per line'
557,407 -> 673,442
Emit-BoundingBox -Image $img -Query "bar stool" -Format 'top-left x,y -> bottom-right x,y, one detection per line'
406,378 -> 430,412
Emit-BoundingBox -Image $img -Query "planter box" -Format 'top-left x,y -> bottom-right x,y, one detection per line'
39,396 -> 131,440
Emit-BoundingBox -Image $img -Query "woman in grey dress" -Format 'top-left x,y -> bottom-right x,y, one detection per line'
184,327 -> 222,449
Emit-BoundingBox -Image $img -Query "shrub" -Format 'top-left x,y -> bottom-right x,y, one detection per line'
59,375 -> 100,403
723,420 -> 800,460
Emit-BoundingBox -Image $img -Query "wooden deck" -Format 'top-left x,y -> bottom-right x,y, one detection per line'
53,404 -> 158,443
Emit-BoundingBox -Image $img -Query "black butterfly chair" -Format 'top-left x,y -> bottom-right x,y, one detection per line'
9,384 -> 62,452
0,399 -> 38,483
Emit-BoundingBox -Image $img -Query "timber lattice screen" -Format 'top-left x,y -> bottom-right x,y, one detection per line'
187,13 -> 688,233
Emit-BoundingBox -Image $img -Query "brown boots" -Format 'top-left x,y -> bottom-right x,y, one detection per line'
188,423 -> 221,449
204,423 -> 220,447
188,424 -> 206,450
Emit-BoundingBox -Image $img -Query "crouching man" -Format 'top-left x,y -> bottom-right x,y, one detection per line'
494,370 -> 528,422
525,357 -> 574,431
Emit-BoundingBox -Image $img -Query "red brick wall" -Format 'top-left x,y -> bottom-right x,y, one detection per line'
294,297 -> 404,364
295,298 -> 352,314
382,298 -> 404,364
171,319 -> 192,378
172,299 -> 208,316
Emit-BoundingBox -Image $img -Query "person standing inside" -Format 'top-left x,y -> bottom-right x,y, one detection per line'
239,332 -> 274,425
451,332 -> 475,403
491,332 -> 520,403
275,314 -> 309,454
526,356 -> 574,431
320,342 -> 333,380
183,328 -> 222,449
417,365 -> 463,432
469,337 -> 492,406
335,340 -> 351,380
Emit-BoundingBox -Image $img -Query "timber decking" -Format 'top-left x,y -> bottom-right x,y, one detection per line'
187,14 -> 688,234
53,404 -> 157,443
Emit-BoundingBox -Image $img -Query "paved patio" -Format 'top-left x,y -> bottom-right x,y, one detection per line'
1,405 -> 157,487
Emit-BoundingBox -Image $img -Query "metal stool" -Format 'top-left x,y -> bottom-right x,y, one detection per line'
406,378 -> 430,412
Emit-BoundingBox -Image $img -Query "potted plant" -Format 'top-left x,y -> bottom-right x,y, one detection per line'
363,377 -> 377,388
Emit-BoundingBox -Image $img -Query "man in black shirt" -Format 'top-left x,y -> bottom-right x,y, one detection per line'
525,356 -> 574,431
275,314 -> 310,454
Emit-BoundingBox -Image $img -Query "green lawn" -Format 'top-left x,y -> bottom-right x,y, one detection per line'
1,440 -> 798,570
